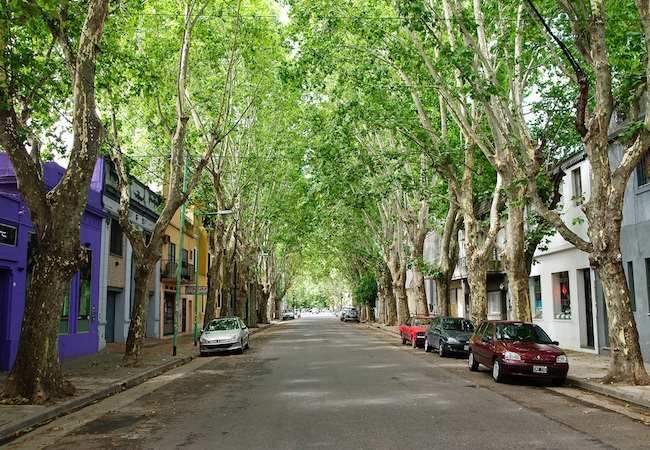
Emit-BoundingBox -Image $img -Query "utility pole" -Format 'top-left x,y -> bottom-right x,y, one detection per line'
172,155 -> 188,357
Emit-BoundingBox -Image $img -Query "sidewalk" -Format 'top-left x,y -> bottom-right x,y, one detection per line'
0,323 -> 273,444
362,321 -> 650,410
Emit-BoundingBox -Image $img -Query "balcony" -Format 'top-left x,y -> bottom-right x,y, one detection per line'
160,259 -> 195,282
457,257 -> 502,277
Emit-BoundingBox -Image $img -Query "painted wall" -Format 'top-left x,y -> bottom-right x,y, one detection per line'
0,155 -> 105,370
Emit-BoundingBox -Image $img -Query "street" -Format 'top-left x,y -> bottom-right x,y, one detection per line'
9,315 -> 650,450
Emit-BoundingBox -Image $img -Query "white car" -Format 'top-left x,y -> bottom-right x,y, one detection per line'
200,317 -> 250,355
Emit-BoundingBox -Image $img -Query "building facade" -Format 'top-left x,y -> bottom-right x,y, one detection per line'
0,155 -> 105,370
160,209 -> 209,339
100,158 -> 162,347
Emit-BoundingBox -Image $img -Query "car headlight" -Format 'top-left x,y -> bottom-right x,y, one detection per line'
504,351 -> 521,361
200,336 -> 209,344
556,354 -> 568,364
446,337 -> 459,344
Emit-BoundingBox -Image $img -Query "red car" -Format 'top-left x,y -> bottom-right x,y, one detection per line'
467,320 -> 569,385
400,315 -> 435,348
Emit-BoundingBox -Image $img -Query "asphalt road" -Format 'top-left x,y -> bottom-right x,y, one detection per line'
11,315 -> 650,449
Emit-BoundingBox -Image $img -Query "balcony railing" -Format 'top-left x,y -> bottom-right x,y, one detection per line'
160,259 -> 195,282
457,257 -> 502,275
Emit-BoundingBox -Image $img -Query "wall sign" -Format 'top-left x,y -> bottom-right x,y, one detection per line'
185,285 -> 208,295
0,223 -> 17,246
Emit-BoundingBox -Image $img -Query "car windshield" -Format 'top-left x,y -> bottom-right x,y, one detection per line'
442,318 -> 474,332
413,318 -> 433,326
495,323 -> 553,344
205,319 -> 239,331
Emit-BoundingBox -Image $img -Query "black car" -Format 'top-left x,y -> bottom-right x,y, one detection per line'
342,308 -> 359,322
424,316 -> 474,357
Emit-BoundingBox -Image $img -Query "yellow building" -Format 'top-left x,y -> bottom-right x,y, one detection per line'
159,207 -> 209,338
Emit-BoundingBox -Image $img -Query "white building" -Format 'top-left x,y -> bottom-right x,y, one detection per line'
528,152 -> 600,353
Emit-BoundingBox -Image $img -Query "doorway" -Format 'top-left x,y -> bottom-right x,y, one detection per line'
582,269 -> 595,348
164,291 -> 175,335
181,298 -> 187,333
0,270 -> 11,367
106,291 -> 116,343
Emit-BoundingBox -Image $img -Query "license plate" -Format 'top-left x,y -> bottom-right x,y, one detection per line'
463,344 -> 469,351
533,365 -> 548,374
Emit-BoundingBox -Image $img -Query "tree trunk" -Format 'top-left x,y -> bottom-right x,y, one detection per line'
258,285 -> 269,324
597,256 -> 650,384
266,287 -> 276,322
2,242 -> 77,403
436,277 -> 451,316
502,191 -> 532,322
203,255 -> 220,328
410,267 -> 428,315
393,273 -> 409,325
466,254 -> 489,325
122,262 -> 154,367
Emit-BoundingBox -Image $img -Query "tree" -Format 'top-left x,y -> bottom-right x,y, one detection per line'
0,0 -> 109,403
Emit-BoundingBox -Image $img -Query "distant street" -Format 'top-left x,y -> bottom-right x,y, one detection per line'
10,315 -> 650,450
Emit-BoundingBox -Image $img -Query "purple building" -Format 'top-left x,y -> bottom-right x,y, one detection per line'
0,154 -> 105,371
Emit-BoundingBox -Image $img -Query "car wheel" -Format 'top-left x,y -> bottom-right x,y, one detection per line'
438,341 -> 447,357
424,338 -> 431,352
552,377 -> 566,387
468,351 -> 479,371
245,338 -> 250,350
411,337 -> 418,349
492,359 -> 504,383
401,334 -> 407,345
237,339 -> 245,354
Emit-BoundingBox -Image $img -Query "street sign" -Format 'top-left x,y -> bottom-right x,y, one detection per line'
185,285 -> 208,295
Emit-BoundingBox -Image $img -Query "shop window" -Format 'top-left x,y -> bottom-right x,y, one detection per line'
529,276 -> 543,319
646,259 -> 650,311
59,284 -> 71,334
571,167 -> 583,205
77,250 -> 92,332
553,271 -> 571,319
109,219 -> 123,256
626,261 -> 636,312
636,150 -> 649,187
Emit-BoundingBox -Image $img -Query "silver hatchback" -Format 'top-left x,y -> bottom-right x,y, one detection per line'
199,317 -> 250,355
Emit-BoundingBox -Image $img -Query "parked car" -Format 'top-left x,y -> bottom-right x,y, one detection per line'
282,310 -> 296,320
400,315 -> 435,348
425,316 -> 474,356
200,317 -> 250,355
342,308 -> 360,322
339,307 -> 352,321
467,320 -> 569,385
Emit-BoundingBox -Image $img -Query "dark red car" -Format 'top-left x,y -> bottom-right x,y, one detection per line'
399,315 -> 435,348
467,320 -> 569,385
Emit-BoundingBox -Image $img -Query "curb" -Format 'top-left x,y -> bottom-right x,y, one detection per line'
0,322 -> 275,445
0,356 -> 192,445
566,377 -> 650,410
361,322 -> 650,412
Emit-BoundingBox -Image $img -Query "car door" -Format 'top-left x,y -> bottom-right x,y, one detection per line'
471,322 -> 487,363
479,323 -> 496,366
426,317 -> 438,346
431,317 -> 442,349
401,317 -> 411,340
240,319 -> 249,345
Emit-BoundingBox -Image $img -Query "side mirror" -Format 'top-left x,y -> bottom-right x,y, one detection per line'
200,329 -> 204,335
552,340 -> 559,346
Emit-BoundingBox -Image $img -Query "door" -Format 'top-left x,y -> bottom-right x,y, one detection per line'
583,269 -> 594,348
0,270 -> 11,366
164,292 -> 175,335
106,291 -> 116,343
181,298 -> 187,333
476,323 -> 495,365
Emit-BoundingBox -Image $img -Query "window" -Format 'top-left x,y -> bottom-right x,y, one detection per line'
182,249 -> 189,264
571,167 -> 583,204
529,276 -> 543,319
484,324 -> 494,341
59,284 -> 71,334
168,242 -> 176,262
487,291 -> 501,315
626,261 -> 636,312
553,271 -> 571,319
77,250 -> 92,332
636,150 -> 649,187
109,219 -> 123,256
